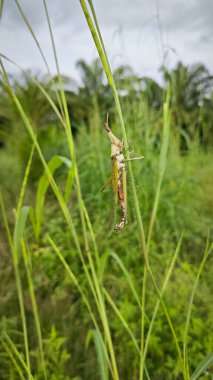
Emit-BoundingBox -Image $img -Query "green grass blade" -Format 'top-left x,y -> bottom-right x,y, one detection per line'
65,161 -> 76,203
35,155 -> 72,238
86,329 -> 109,380
190,352 -> 213,380
0,0 -> 4,19
0,53 -> 66,128
79,0 -> 148,266
47,233 -> 100,321
14,0 -> 50,76
13,144 -> 33,254
47,236 -> 97,323
0,53 -> 76,210
2,332 -> 34,380
159,87 -> 171,175
42,0 -> 89,251
80,202 -> 120,380
16,144 -> 35,215
149,268 -> 185,372
21,239 -> 47,380
81,200 -> 99,268
78,4 -> 185,375
103,288 -> 140,355
147,86 -> 171,247
0,338 -> 25,380
0,196 -> 31,379
87,1 -> 109,64
141,86 -> 171,379
86,252 -> 119,380
0,64 -> 82,256
14,0 -> 63,112
184,240 -> 212,376
0,146 -> 34,376
47,237 -> 114,376
13,206 -> 30,255
103,289 -> 150,379
142,235 -> 183,364
101,251 -> 149,323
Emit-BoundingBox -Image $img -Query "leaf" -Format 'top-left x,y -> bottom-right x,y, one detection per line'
35,155 -> 71,238
13,206 -> 30,255
98,252 -> 109,283
159,86 -> 171,175
86,329 -> 108,380
64,162 -> 76,203
29,207 -> 37,239
191,352 -> 213,380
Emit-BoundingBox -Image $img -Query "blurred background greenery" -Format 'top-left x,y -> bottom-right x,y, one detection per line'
0,58 -> 213,379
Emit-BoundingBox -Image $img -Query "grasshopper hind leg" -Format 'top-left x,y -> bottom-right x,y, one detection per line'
114,171 -> 127,232
114,209 -> 126,232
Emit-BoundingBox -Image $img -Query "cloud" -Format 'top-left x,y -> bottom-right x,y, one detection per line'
4,0 -> 212,35
0,0 -> 212,83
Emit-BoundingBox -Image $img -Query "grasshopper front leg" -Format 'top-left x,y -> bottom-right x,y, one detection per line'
100,177 -> 112,192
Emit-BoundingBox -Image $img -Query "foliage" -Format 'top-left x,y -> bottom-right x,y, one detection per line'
0,2 -> 212,379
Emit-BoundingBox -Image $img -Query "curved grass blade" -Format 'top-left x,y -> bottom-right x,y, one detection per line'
2,332 -> 34,380
42,0 -> 89,251
65,161 -> 76,203
142,234 -> 183,368
103,288 -> 140,355
184,239 -> 212,376
190,352 -> 213,380
103,289 -> 151,379
14,0 -> 64,114
21,240 -> 47,380
13,206 -> 30,255
48,237 -> 114,378
0,197 -> 31,379
35,155 -> 71,238
86,329 -> 109,380
0,338 -> 25,380
13,144 -> 34,255
99,251 -> 149,324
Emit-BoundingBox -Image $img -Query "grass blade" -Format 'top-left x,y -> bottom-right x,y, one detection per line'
101,251 -> 149,323
0,338 -> 25,380
142,235 -> 183,365
35,155 -> 72,238
0,196 -> 31,379
78,2 -> 185,375
0,0 -> 4,18
13,206 -> 30,255
190,352 -> 213,380
2,332 -> 34,380
47,237 -> 114,377
21,239 -> 47,380
103,288 -> 140,355
184,239 -> 212,376
86,329 -> 109,380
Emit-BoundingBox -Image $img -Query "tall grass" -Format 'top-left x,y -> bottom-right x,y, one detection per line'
0,1 -> 212,380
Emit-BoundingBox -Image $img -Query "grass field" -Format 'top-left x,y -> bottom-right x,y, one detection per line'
0,1 -> 212,379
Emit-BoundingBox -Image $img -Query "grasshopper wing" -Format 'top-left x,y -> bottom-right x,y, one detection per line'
111,157 -> 118,204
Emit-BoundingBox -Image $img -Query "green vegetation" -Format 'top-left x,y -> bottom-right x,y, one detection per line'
0,1 -> 212,379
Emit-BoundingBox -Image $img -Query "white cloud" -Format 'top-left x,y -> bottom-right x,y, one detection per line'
0,0 -> 212,83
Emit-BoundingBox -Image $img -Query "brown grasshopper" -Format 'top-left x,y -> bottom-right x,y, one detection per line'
101,114 -> 127,232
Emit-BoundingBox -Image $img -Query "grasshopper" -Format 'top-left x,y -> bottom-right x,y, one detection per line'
101,114 -> 127,232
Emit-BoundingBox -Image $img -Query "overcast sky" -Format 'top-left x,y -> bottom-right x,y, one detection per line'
0,0 -> 212,84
